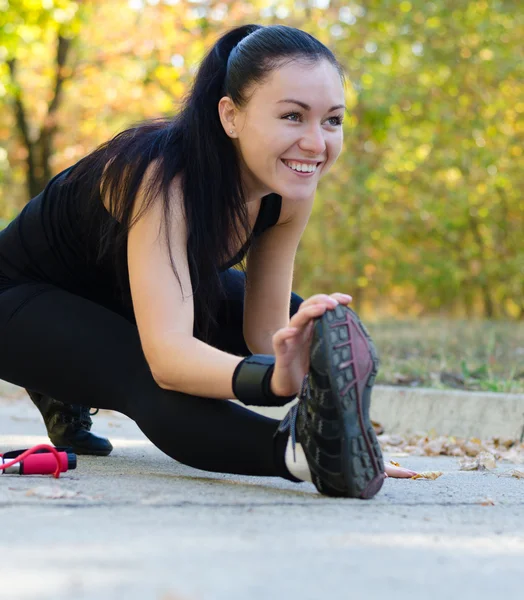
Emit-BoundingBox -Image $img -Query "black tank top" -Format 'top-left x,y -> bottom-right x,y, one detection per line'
0,162 -> 282,320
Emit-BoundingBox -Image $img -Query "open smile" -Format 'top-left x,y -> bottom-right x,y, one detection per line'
280,159 -> 322,177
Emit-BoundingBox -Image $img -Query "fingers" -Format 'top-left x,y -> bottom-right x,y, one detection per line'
290,302 -> 328,330
275,293 -> 353,351
384,464 -> 418,478
272,326 -> 299,349
299,293 -> 352,312
329,292 -> 352,305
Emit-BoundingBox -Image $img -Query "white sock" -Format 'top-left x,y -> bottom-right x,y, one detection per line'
284,436 -> 312,483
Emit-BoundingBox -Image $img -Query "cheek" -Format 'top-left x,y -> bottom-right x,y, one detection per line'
328,135 -> 343,164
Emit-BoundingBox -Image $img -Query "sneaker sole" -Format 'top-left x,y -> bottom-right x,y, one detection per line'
310,304 -> 384,499
48,438 -> 113,457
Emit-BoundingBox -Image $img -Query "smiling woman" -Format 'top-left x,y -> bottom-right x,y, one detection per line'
0,24 -> 396,499
218,60 -> 346,202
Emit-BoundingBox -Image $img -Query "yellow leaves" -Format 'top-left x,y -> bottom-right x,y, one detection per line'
476,183 -> 488,195
399,1 -> 411,12
477,207 -> 489,219
411,471 -> 443,480
459,451 -> 497,471
379,431 -> 524,464
417,72 -> 432,86
425,17 -> 441,30
479,48 -> 494,61
504,298 -> 521,319
415,144 -> 431,161
441,167 -> 463,186
361,73 -> 374,89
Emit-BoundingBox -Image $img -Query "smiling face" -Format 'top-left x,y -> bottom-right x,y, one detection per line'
218,58 -> 346,203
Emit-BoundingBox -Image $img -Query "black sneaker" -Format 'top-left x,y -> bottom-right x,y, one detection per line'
26,390 -> 113,457
278,304 -> 385,498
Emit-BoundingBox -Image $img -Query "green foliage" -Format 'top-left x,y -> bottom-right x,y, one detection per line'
294,0 -> 523,319
368,317 -> 524,393
0,0 -> 522,318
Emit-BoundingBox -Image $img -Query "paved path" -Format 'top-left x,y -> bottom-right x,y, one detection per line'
1,393 -> 524,600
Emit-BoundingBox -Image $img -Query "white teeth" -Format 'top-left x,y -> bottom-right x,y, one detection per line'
283,160 -> 317,173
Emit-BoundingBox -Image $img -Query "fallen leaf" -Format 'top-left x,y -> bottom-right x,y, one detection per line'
371,420 -> 384,435
499,470 -> 524,479
23,486 -> 97,500
459,451 -> 497,471
463,440 -> 483,457
411,471 -> 443,480
377,432 -> 524,464
480,498 -> 495,506
459,457 -> 481,471
26,486 -> 80,499
389,460 -> 401,467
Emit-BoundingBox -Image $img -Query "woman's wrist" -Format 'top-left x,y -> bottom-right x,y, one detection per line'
269,372 -> 297,398
232,355 -> 296,407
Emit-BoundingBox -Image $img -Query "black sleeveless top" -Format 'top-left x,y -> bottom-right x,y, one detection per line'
0,162 -> 282,321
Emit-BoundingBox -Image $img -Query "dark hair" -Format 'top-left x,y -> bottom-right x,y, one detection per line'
65,24 -> 345,341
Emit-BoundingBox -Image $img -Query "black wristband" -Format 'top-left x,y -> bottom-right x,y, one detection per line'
232,354 -> 297,407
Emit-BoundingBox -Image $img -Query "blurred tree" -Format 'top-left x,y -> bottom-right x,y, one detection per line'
0,0 -> 83,198
0,0 -> 522,318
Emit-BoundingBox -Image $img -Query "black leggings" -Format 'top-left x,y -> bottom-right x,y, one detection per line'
0,269 -> 303,479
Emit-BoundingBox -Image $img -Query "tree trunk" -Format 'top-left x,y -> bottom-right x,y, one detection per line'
8,34 -> 73,201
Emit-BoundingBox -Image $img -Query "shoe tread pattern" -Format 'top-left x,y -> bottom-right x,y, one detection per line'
298,305 -> 385,498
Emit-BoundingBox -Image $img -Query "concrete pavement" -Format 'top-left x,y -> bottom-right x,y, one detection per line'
2,391 -> 524,600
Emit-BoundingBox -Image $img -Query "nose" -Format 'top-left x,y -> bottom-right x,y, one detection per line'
298,123 -> 326,155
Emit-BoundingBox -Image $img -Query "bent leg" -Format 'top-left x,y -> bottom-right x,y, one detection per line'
0,282 -> 290,478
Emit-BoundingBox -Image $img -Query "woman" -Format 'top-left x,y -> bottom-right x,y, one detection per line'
0,24 -> 415,498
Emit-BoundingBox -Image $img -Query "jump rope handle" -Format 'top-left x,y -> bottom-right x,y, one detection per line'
0,445 -> 77,478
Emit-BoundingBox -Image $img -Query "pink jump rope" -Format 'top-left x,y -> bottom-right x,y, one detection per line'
1,444 -> 77,477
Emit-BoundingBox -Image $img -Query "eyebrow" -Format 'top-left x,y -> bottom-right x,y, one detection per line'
277,99 -> 346,112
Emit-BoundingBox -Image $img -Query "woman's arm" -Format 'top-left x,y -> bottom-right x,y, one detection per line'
243,193 -> 315,355
127,170 -> 333,400
127,166 -> 244,398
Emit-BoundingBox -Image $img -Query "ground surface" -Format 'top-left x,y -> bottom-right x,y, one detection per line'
2,394 -> 524,600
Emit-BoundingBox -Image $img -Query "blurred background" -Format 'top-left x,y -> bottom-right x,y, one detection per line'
0,0 -> 522,391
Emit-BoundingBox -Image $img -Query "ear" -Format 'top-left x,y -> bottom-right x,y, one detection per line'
218,96 -> 238,137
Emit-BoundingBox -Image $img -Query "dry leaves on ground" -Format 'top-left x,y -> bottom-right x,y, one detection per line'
410,471 -> 443,480
498,470 -> 524,479
459,451 -> 497,471
17,486 -> 99,500
479,498 -> 496,506
377,429 -> 524,464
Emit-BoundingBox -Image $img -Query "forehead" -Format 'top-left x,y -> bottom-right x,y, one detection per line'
247,59 -> 345,108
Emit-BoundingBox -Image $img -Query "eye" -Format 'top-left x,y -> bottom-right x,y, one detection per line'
328,116 -> 344,126
282,112 -> 302,122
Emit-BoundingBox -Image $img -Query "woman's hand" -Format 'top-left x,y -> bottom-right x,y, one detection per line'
384,463 -> 418,478
270,293 -> 352,397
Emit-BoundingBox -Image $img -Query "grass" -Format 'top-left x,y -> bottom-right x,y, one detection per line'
365,318 -> 524,394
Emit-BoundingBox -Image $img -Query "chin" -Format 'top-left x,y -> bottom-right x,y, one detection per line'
279,185 -> 318,201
